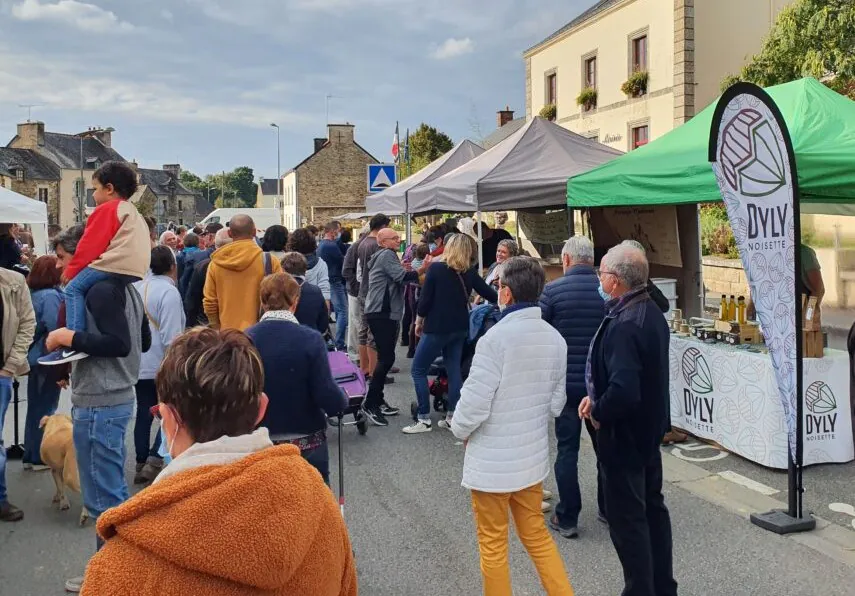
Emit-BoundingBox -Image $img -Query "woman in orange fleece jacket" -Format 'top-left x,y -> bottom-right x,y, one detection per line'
80,328 -> 357,596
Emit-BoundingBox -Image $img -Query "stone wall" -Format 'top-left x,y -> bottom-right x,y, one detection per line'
702,256 -> 749,298
296,125 -> 376,226
3,177 -> 61,225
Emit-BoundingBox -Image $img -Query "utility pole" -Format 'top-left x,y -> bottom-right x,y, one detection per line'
270,123 -> 282,222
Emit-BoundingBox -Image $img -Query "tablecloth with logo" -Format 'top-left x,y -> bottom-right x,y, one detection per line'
670,336 -> 854,469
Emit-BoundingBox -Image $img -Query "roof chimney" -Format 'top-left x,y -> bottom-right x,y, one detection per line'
497,106 -> 515,128
314,138 -> 327,153
16,121 -> 45,149
163,164 -> 181,178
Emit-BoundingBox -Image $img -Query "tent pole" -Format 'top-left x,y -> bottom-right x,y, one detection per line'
476,207 -> 483,274
515,211 -> 520,243
405,193 -> 411,246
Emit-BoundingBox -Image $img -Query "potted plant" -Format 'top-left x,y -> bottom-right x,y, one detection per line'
576,87 -> 597,111
539,104 -> 557,121
621,70 -> 649,97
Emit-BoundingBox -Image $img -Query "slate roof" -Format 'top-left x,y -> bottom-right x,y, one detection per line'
524,0 -> 622,55
482,117 -> 527,149
195,197 -> 215,219
259,178 -> 281,195
0,147 -> 61,180
138,168 -> 196,197
28,132 -> 126,170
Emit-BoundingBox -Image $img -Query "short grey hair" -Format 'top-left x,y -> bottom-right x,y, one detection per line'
497,238 -> 519,257
53,224 -> 85,255
500,256 -> 545,303
562,235 -> 594,264
214,228 -> 233,249
602,244 -> 648,289
621,239 -> 646,254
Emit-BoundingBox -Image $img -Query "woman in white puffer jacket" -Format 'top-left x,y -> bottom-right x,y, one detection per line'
451,256 -> 574,596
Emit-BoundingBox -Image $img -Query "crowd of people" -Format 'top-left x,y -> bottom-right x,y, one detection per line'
0,160 -> 680,595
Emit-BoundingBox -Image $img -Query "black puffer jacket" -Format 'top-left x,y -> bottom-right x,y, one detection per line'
539,265 -> 605,405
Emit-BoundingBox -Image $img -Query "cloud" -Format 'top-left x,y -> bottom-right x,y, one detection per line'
11,0 -> 135,32
160,9 -> 173,22
431,37 -> 474,60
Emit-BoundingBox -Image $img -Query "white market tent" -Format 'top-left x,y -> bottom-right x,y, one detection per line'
0,185 -> 48,254
364,139 -> 485,214
407,116 -> 623,214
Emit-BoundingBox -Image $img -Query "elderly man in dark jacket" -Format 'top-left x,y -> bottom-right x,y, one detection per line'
579,244 -> 677,596
540,235 -> 605,539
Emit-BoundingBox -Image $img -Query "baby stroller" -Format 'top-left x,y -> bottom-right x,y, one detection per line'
410,304 -> 502,421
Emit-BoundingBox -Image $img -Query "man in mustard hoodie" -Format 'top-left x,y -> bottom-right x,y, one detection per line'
203,215 -> 282,331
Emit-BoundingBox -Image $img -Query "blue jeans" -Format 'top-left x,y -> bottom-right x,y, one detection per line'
72,402 -> 134,519
330,280 -> 349,350
64,267 -> 111,332
0,376 -> 13,504
24,366 -> 61,465
554,405 -> 605,527
303,441 -> 330,486
411,331 -> 467,419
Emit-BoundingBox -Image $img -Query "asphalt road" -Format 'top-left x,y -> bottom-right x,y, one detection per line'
3,348 -> 855,595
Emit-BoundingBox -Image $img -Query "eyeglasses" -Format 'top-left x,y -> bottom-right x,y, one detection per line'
599,269 -> 617,278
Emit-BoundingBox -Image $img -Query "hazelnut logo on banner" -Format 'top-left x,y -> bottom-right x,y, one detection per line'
709,83 -> 799,460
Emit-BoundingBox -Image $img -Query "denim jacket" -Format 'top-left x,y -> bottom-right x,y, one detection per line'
28,287 -> 63,366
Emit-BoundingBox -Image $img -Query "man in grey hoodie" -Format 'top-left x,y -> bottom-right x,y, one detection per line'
362,228 -> 419,426
46,276 -> 150,592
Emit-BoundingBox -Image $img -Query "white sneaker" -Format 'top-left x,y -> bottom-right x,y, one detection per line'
402,420 -> 432,434
542,489 -> 554,500
541,501 -> 552,513
437,418 -> 453,430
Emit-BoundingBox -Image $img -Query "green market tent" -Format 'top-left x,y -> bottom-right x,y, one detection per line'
567,78 -> 855,213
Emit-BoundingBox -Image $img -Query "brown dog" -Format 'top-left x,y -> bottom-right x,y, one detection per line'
39,414 -> 90,525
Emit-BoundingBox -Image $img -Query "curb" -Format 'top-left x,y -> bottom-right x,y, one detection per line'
661,449 -> 855,569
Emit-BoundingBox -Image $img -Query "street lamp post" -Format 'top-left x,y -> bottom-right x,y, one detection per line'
270,123 -> 282,224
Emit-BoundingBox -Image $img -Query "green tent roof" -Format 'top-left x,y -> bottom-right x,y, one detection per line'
568,78 -> 855,208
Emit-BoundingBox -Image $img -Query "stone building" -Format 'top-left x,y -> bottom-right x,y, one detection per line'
136,164 -> 198,227
5,121 -> 200,228
0,147 -> 61,224
256,178 -> 281,210
7,122 -> 125,228
285,124 -> 378,227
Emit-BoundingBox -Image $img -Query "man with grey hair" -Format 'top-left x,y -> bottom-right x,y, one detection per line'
620,239 -> 671,314
579,244 -> 677,596
540,235 -> 606,538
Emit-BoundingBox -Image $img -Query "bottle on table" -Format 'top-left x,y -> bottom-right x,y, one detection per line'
728,295 -> 737,321
720,294 -> 728,321
737,296 -> 746,325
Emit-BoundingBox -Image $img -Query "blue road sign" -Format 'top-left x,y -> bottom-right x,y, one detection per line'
367,164 -> 397,194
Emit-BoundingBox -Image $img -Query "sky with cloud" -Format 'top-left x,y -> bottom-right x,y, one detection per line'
0,0 -> 589,180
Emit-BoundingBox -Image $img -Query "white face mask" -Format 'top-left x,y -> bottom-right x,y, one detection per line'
166,417 -> 181,459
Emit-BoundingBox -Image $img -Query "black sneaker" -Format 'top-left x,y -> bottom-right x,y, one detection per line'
380,402 -> 400,417
362,407 -> 388,427
548,515 -> 579,539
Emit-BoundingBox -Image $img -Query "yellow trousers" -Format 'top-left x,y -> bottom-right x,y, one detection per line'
471,482 -> 574,596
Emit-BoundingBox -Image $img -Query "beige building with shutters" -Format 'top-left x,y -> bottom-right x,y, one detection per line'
523,0 -> 794,152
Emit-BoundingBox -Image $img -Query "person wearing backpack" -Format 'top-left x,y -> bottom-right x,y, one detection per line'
132,247 -> 186,485
203,215 -> 281,331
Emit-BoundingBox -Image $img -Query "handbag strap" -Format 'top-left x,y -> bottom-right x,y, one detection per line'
456,270 -> 472,312
142,282 -> 160,331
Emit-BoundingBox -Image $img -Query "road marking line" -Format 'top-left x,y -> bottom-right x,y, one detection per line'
718,470 -> 780,496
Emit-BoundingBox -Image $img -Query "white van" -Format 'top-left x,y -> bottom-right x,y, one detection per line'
200,208 -> 282,235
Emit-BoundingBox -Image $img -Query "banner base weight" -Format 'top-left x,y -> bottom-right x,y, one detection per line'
750,509 -> 816,535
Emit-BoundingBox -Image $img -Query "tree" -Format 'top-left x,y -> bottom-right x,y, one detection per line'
406,123 -> 454,176
230,166 -> 258,208
722,0 -> 855,99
